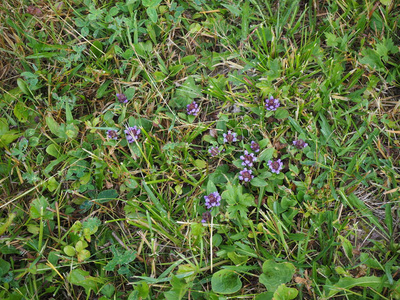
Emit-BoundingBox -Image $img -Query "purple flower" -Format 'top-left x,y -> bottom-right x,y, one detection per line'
240,150 -> 257,167
201,211 -> 211,223
223,130 -> 237,143
187,101 -> 200,116
238,168 -> 254,182
293,139 -> 308,149
204,192 -> 221,209
250,141 -> 260,153
107,130 -> 119,140
268,159 -> 283,174
124,126 -> 141,143
265,96 -> 280,111
209,146 -> 223,157
117,93 -> 128,103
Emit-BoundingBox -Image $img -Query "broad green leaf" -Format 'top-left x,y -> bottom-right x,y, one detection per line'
77,249 -> 91,262
146,7 -> 158,23
46,144 -> 61,158
17,78 -> 34,98
275,108 -> 289,119
97,189 -> 118,203
211,269 -> 242,294
0,118 -> 8,135
273,284 -> 298,300
164,275 -> 188,300
250,177 -> 268,187
259,260 -> 295,292
45,116 -> 64,138
67,269 -> 104,293
30,197 -> 54,220
14,101 -> 29,122
63,245 -> 76,257
258,148 -> 275,162
0,258 -> 10,277
142,0 -> 161,7
101,283 -> 115,298
82,217 -> 101,241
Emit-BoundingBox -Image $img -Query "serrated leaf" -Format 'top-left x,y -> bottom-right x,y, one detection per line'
211,269 -> 242,294
325,32 -> 338,47
104,246 -> 136,271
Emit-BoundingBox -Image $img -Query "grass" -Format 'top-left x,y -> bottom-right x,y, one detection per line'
0,0 -> 399,299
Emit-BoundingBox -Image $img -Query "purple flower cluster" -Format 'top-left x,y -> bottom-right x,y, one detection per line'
107,130 -> 119,140
240,150 -> 257,167
117,93 -> 128,103
250,141 -> 260,153
265,96 -> 280,111
201,211 -> 211,223
293,139 -> 308,149
223,130 -> 237,143
187,101 -> 200,116
204,192 -> 221,209
239,168 -> 254,182
268,159 -> 283,174
125,126 -> 141,143
209,146 -> 223,157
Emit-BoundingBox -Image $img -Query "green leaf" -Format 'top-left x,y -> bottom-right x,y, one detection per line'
273,284 -> 298,300
379,0 -> 391,5
211,269 -> 242,295
97,189 -> 118,203
222,184 -> 255,219
17,78 -> 34,98
45,116 -> 66,139
67,269 -> 104,294
255,292 -> 273,300
0,258 -> 10,277
30,197 -> 54,220
101,283 -> 115,298
275,108 -> 289,119
259,260 -> 296,292
258,148 -> 275,162
104,246 -> 136,271
325,32 -> 339,47
326,276 -> 389,297
64,245 -> 76,257
14,101 -> 29,122
250,177 -> 268,187
146,7 -> 158,23
46,144 -> 62,158
77,249 -> 91,262
82,217 -> 101,241
164,275 -> 189,300
0,118 -> 9,135
142,0 -> 161,7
